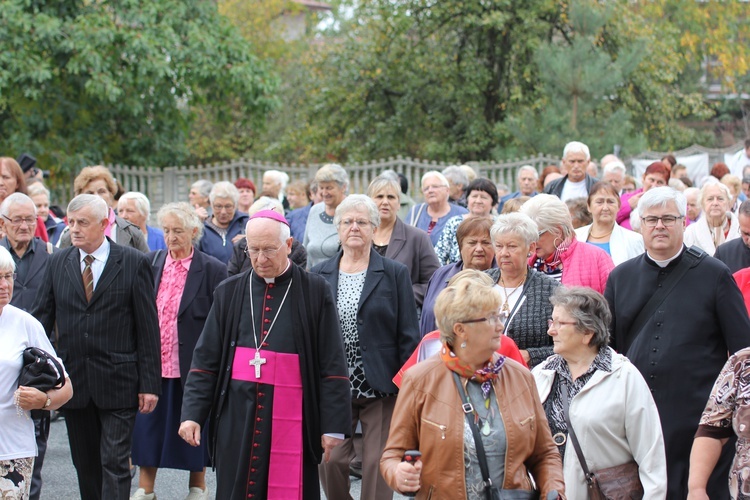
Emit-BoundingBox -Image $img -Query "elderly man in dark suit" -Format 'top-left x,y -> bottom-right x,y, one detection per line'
32,194 -> 161,500
0,192 -> 56,500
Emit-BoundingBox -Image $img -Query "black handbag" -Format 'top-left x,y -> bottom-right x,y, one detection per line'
18,347 -> 66,392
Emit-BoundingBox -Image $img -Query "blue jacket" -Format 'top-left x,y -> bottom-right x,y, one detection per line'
146,225 -> 167,251
198,211 -> 249,264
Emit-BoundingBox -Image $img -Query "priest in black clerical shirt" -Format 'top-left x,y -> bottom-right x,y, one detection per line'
180,210 -> 351,500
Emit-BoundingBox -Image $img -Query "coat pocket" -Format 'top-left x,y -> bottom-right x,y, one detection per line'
421,417 -> 447,440
519,414 -> 535,433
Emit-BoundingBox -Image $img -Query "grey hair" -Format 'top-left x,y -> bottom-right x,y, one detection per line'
248,196 -> 284,215
517,165 -> 539,180
191,179 -> 213,198
68,194 -> 108,220
367,175 -> 401,201
118,192 -> 151,218
563,141 -> 591,161
684,187 -> 700,200
314,164 -> 350,192
0,192 -> 36,218
637,186 -> 687,218
245,216 -> 291,244
739,200 -> 750,218
603,161 -> 626,176
668,178 -> 686,192
459,165 -> 478,183
334,194 -> 380,228
520,193 -> 575,240
378,170 -> 399,181
550,286 -> 611,349
0,246 -> 16,272
263,170 -> 290,191
209,181 -> 240,206
421,170 -> 449,187
442,166 -> 468,188
698,180 -> 732,208
157,202 -> 204,244
27,183 -> 50,199
490,212 -> 539,247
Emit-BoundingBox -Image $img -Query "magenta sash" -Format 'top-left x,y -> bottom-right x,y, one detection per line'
232,347 -> 303,499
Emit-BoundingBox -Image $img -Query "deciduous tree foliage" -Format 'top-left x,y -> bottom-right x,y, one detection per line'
0,0 -> 276,178
257,0 -> 728,163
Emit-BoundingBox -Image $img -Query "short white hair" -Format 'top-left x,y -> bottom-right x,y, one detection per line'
563,141 -> 591,161
263,170 -> 290,191
637,187 -> 686,218
698,179 -> 732,208
0,246 -> 16,272
421,170 -> 449,187
441,166 -> 468,188
118,192 -> 151,218
27,183 -> 50,199
209,181 -> 240,206
517,165 -> 538,180
0,192 -> 36,218
603,161 -> 626,176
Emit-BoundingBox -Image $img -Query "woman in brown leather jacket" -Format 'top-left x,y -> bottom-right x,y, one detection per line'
380,270 -> 565,499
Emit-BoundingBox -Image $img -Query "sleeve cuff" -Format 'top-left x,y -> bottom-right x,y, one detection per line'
695,424 -> 735,440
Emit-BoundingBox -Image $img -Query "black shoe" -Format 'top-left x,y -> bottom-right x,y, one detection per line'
349,462 -> 362,479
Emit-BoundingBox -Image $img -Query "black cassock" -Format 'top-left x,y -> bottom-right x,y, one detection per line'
182,263 -> 351,500
605,248 -> 750,499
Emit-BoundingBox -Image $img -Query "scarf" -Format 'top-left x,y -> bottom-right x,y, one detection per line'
534,235 -> 572,274
440,342 -> 505,398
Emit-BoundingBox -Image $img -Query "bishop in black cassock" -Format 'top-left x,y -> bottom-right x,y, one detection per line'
180,211 -> 351,499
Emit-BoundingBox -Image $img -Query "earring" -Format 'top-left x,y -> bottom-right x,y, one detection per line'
460,341 -> 467,349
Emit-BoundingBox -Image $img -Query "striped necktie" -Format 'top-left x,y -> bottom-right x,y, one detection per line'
83,254 -> 95,302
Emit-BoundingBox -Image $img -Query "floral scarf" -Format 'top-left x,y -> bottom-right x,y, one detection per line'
533,235 -> 572,274
440,342 -> 505,398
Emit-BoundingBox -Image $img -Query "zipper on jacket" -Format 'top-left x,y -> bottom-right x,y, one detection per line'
421,418 -> 447,440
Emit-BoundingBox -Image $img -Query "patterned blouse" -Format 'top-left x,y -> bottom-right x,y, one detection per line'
697,347 -> 750,499
337,269 -> 387,399
434,215 -> 465,266
541,347 -> 612,458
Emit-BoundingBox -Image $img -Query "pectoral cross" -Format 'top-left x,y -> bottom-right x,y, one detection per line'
249,351 -> 266,379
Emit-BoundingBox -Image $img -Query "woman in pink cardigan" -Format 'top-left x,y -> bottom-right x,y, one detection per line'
521,194 -> 614,294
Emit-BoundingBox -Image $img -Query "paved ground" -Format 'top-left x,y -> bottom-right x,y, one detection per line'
40,416 -> 407,499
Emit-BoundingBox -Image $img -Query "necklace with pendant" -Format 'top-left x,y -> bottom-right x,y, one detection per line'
499,273 -> 526,315
247,271 -> 293,378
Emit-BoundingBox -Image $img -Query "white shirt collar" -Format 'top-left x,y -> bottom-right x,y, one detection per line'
79,238 -> 110,264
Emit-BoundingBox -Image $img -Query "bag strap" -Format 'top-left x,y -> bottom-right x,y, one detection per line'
452,372 -> 493,500
409,203 -> 426,227
560,378 -> 593,485
623,246 -> 705,352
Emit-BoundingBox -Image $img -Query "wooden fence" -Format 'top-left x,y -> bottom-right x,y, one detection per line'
100,142 -> 745,214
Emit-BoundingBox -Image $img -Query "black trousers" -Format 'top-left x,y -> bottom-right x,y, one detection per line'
64,401 -> 137,500
29,410 -> 50,500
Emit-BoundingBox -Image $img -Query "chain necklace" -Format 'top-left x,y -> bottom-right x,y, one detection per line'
588,227 -> 613,239
499,272 -> 527,315
247,270 -> 293,378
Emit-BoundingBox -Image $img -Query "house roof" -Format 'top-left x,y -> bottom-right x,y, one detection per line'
293,0 -> 332,11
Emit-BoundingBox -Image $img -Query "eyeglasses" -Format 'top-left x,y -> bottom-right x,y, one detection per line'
0,273 -> 16,283
460,311 -> 506,327
212,204 -> 235,212
547,319 -> 577,330
245,243 -> 284,259
338,219 -> 372,228
538,229 -> 548,237
2,215 -> 36,227
640,215 -> 684,227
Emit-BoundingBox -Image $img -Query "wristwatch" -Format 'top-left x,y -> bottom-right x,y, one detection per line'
43,395 -> 51,409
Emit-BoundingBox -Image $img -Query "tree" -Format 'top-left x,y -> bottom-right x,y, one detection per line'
256,0 -> 715,163
0,0 -> 277,180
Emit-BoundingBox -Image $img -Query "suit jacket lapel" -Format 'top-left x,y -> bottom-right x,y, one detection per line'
384,219 -> 406,260
358,251 -> 384,310
90,241 -> 122,306
317,253 -> 342,304
152,250 -> 167,291
179,249 -> 204,316
65,248 -> 88,304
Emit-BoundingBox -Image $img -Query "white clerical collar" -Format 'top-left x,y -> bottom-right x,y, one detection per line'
647,246 -> 684,268
263,259 -> 291,284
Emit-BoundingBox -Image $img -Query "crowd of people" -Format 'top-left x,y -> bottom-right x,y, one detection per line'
2,138 -> 750,500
